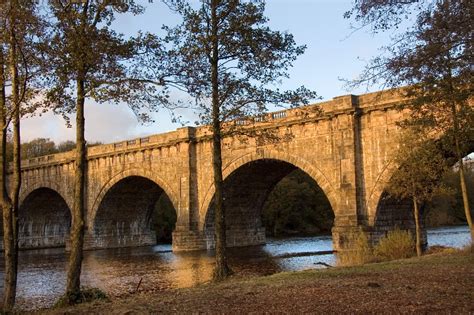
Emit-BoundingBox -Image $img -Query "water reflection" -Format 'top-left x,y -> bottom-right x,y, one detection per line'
0,225 -> 470,311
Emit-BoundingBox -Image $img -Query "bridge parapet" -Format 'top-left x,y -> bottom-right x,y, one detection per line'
19,126 -> 197,170
86,126 -> 195,158
21,151 -> 75,169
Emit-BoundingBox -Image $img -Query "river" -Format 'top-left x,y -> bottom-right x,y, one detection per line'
1,225 -> 471,311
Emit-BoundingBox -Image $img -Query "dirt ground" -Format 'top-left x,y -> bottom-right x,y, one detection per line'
40,251 -> 473,314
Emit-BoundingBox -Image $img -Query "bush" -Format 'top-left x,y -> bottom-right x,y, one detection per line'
337,230 -> 373,266
54,287 -> 108,308
373,229 -> 415,261
462,242 -> 473,254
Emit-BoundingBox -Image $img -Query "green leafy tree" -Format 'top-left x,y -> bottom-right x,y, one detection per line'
346,0 -> 474,241
387,130 -> 450,256
159,0 -> 316,280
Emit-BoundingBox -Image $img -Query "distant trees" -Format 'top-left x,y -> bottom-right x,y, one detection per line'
346,0 -> 474,241
4,138 -> 101,162
21,138 -> 56,158
263,170 -> 334,237
56,140 -> 77,153
425,166 -> 474,227
157,0 -> 316,280
22,138 -> 100,159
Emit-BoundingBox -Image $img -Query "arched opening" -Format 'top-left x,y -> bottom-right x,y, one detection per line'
373,150 -> 474,248
204,159 -> 334,249
18,188 -> 71,249
153,193 -> 177,243
93,176 -> 177,249
373,190 -> 421,245
262,169 -> 334,237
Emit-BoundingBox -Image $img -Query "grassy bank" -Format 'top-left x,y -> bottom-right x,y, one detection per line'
38,249 -> 473,314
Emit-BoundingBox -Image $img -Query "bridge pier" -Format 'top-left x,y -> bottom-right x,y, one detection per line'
172,230 -> 207,251
172,227 -> 267,252
331,214 -> 360,251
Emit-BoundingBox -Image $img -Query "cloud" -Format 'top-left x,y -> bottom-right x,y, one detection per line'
20,101 -> 195,145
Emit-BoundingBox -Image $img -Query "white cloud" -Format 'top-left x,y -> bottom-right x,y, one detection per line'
20,101 -> 195,145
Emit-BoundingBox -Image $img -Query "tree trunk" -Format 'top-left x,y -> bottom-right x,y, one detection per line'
458,159 -> 473,241
2,12 -> 22,308
0,42 -> 16,313
65,78 -> 86,301
451,102 -> 473,241
412,197 -> 422,257
210,0 -> 231,281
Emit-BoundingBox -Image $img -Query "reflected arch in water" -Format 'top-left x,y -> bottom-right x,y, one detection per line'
18,187 -> 72,249
202,155 -> 335,249
90,175 -> 177,249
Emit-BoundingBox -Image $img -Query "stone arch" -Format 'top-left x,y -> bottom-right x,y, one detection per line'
366,160 -> 398,226
89,168 -> 178,228
20,180 -> 73,212
368,162 -> 426,247
369,138 -> 474,227
199,148 -> 338,231
18,186 -> 72,249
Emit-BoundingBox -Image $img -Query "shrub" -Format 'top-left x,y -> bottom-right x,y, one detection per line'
54,287 -> 108,308
462,242 -> 473,254
373,228 -> 415,261
337,230 -> 373,266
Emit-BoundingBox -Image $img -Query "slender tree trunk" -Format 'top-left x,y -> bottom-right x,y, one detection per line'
3,10 -> 22,308
445,59 -> 473,241
451,102 -> 473,241
65,78 -> 86,301
210,0 -> 231,280
412,197 -> 422,257
0,43 -> 16,313
458,158 -> 473,240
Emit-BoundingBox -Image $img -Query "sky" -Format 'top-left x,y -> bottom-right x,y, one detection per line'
21,0 -> 403,145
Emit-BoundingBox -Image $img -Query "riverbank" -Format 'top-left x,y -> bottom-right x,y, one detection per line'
40,249 -> 473,314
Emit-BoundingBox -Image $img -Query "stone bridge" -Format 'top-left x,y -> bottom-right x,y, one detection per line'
13,89 -> 424,252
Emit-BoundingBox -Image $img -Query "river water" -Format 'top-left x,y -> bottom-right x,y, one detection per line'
1,225 -> 471,311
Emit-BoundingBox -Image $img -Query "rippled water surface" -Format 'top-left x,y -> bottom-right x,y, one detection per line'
0,225 -> 470,310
